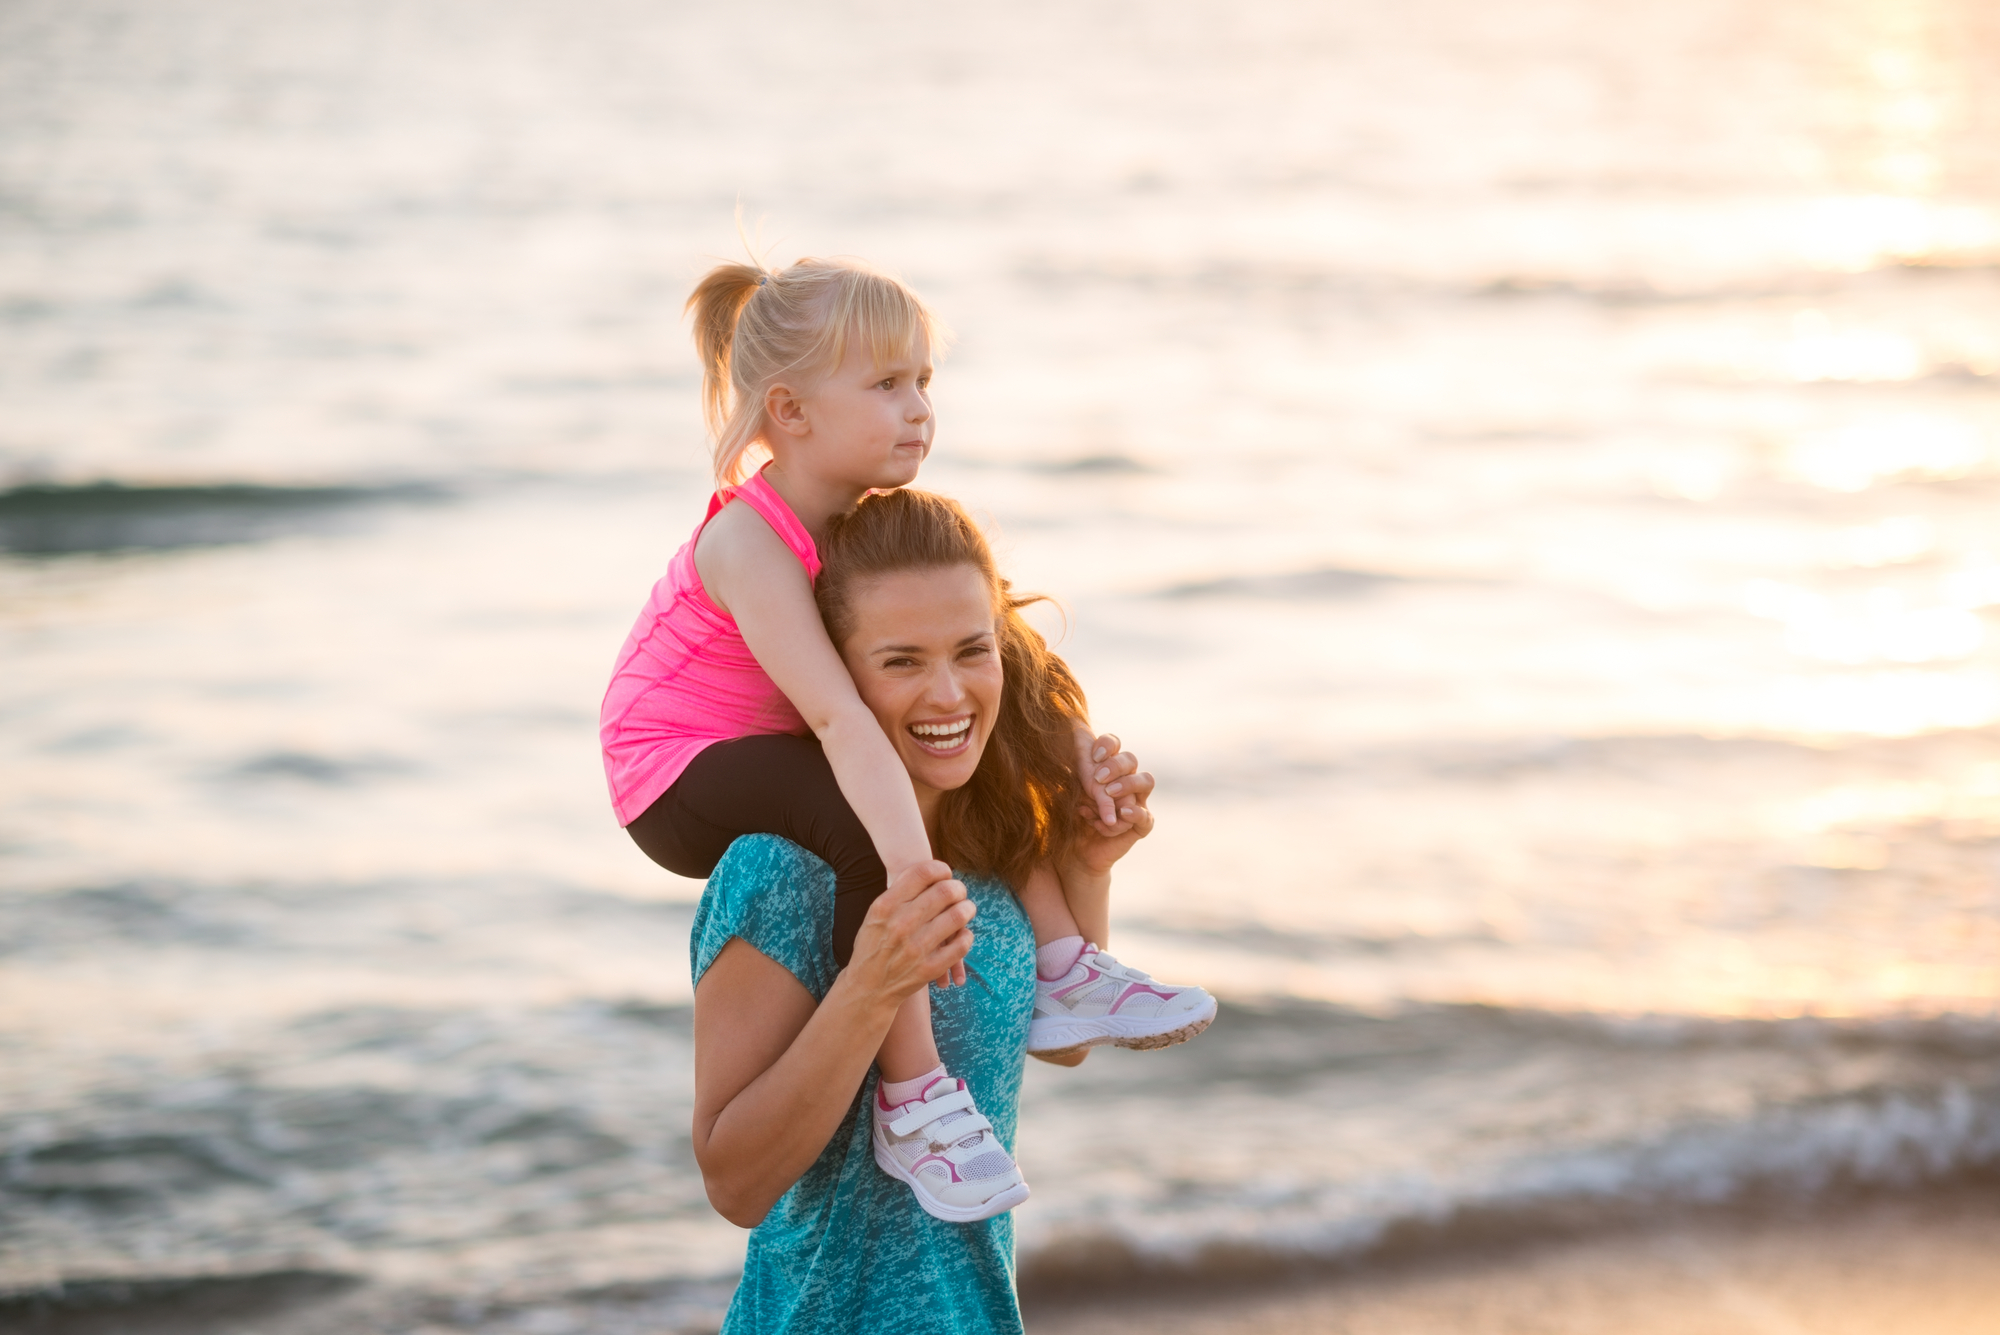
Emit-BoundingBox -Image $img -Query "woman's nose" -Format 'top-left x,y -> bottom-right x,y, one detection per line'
922,663 -> 965,708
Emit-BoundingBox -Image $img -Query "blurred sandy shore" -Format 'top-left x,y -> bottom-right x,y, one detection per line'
1025,1191 -> 2000,1335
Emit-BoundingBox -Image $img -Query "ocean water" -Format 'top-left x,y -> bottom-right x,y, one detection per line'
3,0 -> 1999,1327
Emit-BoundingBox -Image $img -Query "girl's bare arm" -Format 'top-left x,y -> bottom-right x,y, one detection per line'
696,505 -> 933,879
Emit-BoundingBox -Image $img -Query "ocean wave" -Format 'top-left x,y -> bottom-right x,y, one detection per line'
1013,257 -> 2000,309
0,481 -> 444,555
1153,566 -> 1412,600
1016,1072 -> 2000,1293
1155,722 -> 2000,794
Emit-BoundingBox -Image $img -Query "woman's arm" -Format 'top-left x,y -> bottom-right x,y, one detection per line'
696,505 -> 933,879
692,859 -> 974,1227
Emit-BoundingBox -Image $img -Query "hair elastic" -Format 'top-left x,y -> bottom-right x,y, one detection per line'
756,274 -> 769,286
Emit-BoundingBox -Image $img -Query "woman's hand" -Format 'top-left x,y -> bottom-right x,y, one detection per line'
846,858 -> 976,999
1071,732 -> 1155,876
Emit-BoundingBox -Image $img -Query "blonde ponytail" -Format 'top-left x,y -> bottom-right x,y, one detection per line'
682,256 -> 951,486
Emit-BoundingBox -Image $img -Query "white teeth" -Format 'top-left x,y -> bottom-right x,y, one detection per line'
910,719 -> 972,739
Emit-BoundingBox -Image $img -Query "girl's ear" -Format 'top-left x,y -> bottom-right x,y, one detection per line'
765,382 -> 810,437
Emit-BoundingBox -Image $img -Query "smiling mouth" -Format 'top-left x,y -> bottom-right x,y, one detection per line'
908,716 -> 973,754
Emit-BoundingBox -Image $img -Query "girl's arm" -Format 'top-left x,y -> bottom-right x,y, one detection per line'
696,506 -> 933,879
1060,731 -> 1156,948
693,860 -> 974,1226
1028,739 -> 1157,1069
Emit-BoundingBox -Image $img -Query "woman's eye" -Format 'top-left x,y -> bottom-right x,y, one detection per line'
883,656 -> 916,669
960,645 -> 991,660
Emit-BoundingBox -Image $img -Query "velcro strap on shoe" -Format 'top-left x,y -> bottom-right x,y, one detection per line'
933,1113 -> 993,1144
888,1088 -> 976,1137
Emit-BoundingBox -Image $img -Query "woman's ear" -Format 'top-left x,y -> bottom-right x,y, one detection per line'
765,383 -> 810,437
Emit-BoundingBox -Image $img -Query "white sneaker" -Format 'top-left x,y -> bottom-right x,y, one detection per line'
871,1075 -> 1030,1223
1028,945 -> 1217,1057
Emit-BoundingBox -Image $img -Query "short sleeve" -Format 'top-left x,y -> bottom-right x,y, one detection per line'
690,834 -> 841,1000
691,833 -> 1036,1335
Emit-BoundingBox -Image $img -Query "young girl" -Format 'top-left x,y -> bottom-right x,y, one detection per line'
600,255 -> 1215,1222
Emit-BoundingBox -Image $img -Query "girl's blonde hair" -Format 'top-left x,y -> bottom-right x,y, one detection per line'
816,488 -> 1087,891
685,257 -> 950,486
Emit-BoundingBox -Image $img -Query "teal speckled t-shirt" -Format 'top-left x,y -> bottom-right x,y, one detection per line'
691,834 -> 1036,1335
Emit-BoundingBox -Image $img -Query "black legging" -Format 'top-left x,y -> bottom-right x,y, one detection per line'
626,733 -> 886,966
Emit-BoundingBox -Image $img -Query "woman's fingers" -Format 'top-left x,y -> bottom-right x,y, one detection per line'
873,859 -> 954,914
850,864 -> 980,1002
1101,764 -> 1151,799
1095,750 -> 1138,785
1076,728 -> 1118,826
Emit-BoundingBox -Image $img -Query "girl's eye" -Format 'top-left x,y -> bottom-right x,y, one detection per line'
876,377 -> 896,391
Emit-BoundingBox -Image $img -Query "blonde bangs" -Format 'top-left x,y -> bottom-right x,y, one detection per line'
820,268 -> 954,380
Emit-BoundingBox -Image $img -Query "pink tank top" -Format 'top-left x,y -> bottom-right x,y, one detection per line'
599,469 -> 823,825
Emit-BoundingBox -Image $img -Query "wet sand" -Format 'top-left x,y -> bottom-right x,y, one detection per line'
1025,1192 -> 2000,1335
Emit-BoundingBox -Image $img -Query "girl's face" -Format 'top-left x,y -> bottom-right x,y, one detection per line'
836,564 -> 1002,823
784,337 -> 934,491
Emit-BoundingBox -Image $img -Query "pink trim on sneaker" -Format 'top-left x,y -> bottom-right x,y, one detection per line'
1050,964 -> 1106,1002
878,1065 -> 948,1110
1109,982 -> 1180,1014
908,1151 -> 965,1183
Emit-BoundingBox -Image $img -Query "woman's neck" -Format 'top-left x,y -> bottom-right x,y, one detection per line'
759,458 -> 866,539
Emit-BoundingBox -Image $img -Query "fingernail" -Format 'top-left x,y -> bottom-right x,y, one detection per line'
1092,747 -> 1106,762
1094,767 -> 1110,782
1107,782 -> 1122,794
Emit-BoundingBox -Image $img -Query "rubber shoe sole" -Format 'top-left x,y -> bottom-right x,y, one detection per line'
1027,994 -> 1219,1058
871,1139 -> 1031,1223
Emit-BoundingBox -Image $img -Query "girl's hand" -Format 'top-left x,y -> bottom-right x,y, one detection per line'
846,860 -> 976,1004
1071,739 -> 1155,876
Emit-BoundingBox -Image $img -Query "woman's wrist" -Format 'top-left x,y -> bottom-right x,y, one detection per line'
825,961 -> 917,1037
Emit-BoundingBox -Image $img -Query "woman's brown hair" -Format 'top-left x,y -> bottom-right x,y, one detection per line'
816,489 -> 1086,890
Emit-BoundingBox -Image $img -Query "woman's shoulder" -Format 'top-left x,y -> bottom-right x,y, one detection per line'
689,837 -> 1025,1002
691,835 -> 840,996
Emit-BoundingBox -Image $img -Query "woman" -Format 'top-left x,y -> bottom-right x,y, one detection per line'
688,489 -> 1159,1334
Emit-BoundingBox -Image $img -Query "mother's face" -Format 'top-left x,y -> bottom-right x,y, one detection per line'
834,564 -> 1001,803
